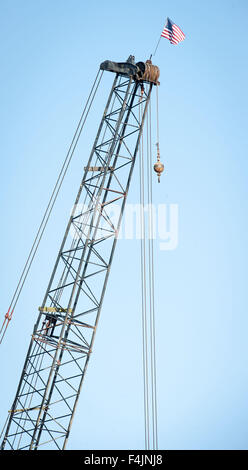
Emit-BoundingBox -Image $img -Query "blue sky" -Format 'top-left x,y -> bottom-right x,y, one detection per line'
0,0 -> 248,450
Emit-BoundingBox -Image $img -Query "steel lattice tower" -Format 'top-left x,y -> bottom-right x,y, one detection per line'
1,57 -> 158,450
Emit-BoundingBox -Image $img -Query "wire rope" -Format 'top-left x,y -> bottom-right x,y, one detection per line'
0,69 -> 103,344
139,97 -> 150,450
147,99 -> 158,450
139,84 -> 159,450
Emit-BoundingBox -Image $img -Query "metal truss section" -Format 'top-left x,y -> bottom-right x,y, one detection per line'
1,73 -> 153,450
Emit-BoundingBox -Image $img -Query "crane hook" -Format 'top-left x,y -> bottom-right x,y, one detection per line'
153,143 -> 164,183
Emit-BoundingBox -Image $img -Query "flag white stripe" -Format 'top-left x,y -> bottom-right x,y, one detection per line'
161,31 -> 171,38
172,26 -> 185,41
161,29 -> 184,44
172,31 -> 181,41
173,24 -> 185,39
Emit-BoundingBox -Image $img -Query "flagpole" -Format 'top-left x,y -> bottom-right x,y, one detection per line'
152,35 -> 162,59
151,19 -> 166,59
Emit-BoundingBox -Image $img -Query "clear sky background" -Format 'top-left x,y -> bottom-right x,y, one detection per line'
0,0 -> 248,450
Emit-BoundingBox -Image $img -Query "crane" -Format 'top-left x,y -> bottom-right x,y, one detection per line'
0,55 -> 162,450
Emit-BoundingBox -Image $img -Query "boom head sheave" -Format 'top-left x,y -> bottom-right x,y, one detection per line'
100,55 -> 160,85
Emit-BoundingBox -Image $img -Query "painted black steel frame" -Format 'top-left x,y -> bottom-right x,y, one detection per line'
1,71 -> 153,450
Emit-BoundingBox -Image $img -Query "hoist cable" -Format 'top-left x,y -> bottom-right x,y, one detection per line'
139,99 -> 150,451
139,85 -> 159,450
147,100 -> 158,450
0,68 -> 103,345
153,89 -> 159,448
156,86 -> 160,145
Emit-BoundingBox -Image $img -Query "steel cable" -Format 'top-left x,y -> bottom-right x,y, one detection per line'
139,85 -> 158,450
0,69 -> 103,344
139,98 -> 150,450
147,99 -> 158,450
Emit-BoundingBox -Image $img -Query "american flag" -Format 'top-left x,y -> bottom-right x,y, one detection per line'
161,17 -> 185,45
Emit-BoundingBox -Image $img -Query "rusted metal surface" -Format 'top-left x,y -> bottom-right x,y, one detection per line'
136,60 -> 160,84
